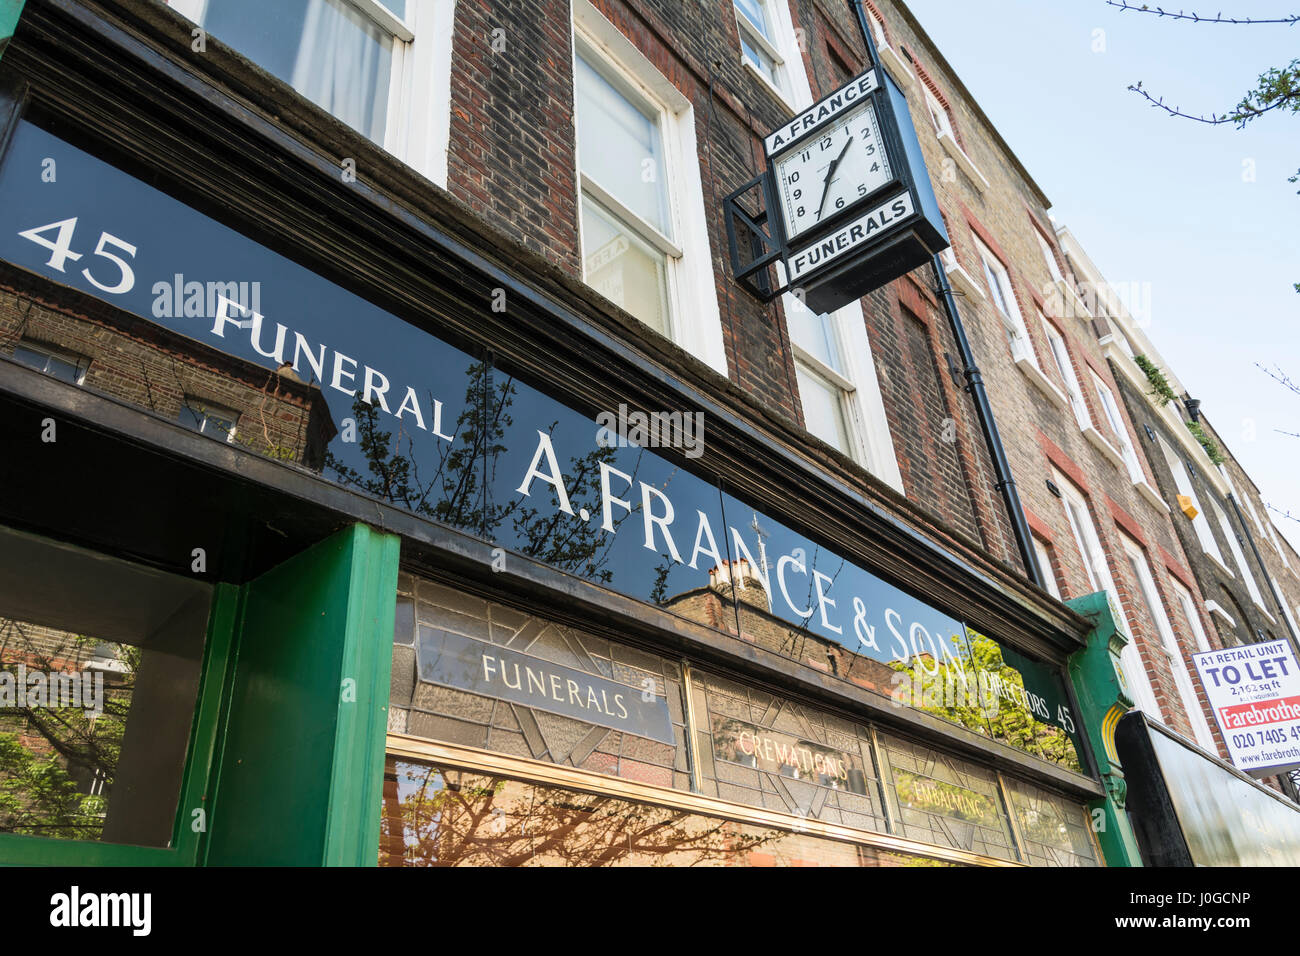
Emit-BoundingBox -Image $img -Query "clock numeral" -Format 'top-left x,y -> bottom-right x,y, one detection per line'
835,196 -> 845,210
789,171 -> 800,184
871,162 -> 880,173
800,150 -> 811,162
819,136 -> 832,151
865,143 -> 875,155
857,183 -> 868,197
796,206 -> 805,218
792,188 -> 802,200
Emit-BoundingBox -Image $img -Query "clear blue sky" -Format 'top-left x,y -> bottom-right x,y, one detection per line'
904,0 -> 1300,549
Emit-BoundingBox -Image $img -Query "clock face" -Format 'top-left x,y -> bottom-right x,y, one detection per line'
774,100 -> 893,241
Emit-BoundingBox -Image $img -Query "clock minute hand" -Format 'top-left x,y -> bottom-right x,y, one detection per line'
816,134 -> 854,219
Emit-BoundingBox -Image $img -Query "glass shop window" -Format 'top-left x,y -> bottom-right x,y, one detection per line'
0,525 -> 210,847
378,758 -> 964,867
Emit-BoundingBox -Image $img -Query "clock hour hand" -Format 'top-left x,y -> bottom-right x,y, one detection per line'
816,134 -> 854,219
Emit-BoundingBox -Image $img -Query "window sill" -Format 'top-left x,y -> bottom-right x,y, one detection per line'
741,56 -> 796,112
937,130 -> 990,192
1205,600 -> 1237,631
944,258 -> 985,302
581,173 -> 683,258
1082,424 -> 1126,471
1203,550 -> 1236,580
878,44 -> 915,91
1015,353 -> 1068,408
1134,478 -> 1170,512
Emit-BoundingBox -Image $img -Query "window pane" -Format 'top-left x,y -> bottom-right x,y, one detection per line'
379,759 -> 963,867
581,196 -> 670,334
178,400 -> 238,441
575,53 -> 670,235
11,345 -> 81,384
786,302 -> 843,374
734,0 -> 770,37
1033,538 -> 1060,599
796,363 -> 850,453
1044,324 -> 1088,425
1037,232 -> 1062,282
0,526 -> 210,847
202,0 -> 394,142
740,31 -> 780,85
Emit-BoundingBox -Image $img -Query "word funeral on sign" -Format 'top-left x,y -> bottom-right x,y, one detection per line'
1192,640 -> 1300,776
761,67 -> 949,314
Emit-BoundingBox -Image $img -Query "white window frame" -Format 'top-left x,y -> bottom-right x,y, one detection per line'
1118,538 -> 1216,749
1265,520 -> 1292,569
1032,536 -> 1061,599
1168,577 -> 1211,654
1041,316 -> 1090,428
167,0 -> 455,186
572,2 -> 727,375
732,0 -> 800,107
783,294 -> 903,491
973,235 -> 1034,365
1036,229 -> 1063,284
1054,469 -> 1161,718
1119,535 -> 1217,750
921,82 -> 989,190
766,11 -> 900,492
923,85 -> 954,139
1091,369 -> 1143,483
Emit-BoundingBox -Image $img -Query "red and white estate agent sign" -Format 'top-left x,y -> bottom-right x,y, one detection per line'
1191,639 -> 1300,776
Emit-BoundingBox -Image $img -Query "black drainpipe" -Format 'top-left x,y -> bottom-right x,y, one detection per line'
848,0 -> 1045,589
932,256 -> 1045,589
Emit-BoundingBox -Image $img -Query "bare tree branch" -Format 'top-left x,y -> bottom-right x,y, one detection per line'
1267,503 -> 1300,525
1107,2 -> 1300,25
1259,362 -> 1300,396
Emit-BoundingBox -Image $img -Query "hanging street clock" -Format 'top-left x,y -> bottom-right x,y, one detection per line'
772,86 -> 893,242
729,66 -> 950,314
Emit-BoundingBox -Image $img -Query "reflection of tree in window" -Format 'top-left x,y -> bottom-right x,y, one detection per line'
0,620 -> 133,841
889,630 -> 1081,772
380,761 -> 781,867
324,363 -> 638,581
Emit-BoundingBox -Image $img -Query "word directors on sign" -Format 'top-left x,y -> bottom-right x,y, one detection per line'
1192,639 -> 1300,776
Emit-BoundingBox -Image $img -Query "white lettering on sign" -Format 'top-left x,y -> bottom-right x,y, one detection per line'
786,192 -> 914,282
765,70 -> 880,156
513,427 -> 986,682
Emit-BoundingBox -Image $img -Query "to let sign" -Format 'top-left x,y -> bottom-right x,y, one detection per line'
1191,640 -> 1300,776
